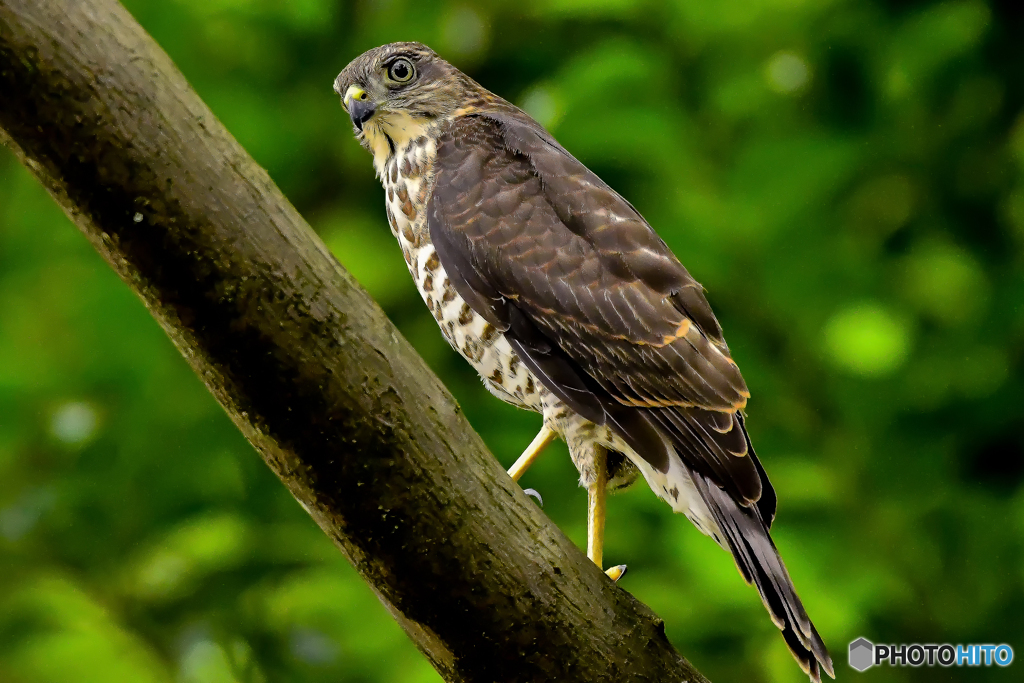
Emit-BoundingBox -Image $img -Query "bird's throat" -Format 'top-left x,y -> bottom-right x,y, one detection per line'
366,110 -> 436,179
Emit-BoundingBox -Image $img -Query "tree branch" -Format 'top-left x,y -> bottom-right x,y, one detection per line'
0,1 -> 709,681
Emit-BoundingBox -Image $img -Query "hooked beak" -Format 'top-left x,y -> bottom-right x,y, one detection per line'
344,85 -> 376,132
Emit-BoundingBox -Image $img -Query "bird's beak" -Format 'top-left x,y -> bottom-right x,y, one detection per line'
344,85 -> 377,132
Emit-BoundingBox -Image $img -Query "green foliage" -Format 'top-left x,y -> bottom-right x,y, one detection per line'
2,1 -> 1022,681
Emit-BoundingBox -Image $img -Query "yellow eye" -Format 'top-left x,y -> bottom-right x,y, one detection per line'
387,58 -> 414,83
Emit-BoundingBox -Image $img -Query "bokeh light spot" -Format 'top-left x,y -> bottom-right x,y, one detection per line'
766,51 -> 810,94
290,628 -> 339,665
824,303 -> 911,376
179,636 -> 236,683
847,174 -> 916,235
50,401 -> 98,445
519,85 -> 564,130
902,241 -> 989,326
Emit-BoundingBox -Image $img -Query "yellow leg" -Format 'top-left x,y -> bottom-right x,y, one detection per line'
587,447 -> 607,567
508,425 -> 556,482
587,447 -> 627,582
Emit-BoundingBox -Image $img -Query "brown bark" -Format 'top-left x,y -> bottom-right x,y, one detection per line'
0,1 -> 709,681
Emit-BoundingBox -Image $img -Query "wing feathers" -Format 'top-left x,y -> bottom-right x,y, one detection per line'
429,111 -> 759,499
648,407 -> 761,504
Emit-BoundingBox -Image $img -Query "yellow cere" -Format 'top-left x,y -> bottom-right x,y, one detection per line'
344,85 -> 368,109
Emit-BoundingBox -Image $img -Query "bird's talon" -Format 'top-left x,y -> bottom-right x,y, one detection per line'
523,488 -> 543,507
605,564 -> 627,582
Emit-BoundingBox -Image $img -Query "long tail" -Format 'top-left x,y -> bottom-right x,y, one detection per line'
691,471 -> 835,682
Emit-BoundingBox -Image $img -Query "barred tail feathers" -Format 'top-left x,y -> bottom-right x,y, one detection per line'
691,471 -> 835,682
604,412 -> 833,681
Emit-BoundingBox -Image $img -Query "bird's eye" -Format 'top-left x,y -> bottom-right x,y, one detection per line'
387,58 -> 415,84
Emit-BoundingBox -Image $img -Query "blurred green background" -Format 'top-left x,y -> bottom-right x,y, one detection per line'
2,0 -> 1023,681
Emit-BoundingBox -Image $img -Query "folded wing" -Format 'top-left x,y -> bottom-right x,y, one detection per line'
427,110 -> 762,508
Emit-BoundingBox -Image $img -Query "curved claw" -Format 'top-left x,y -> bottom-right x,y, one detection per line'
523,488 -> 544,507
605,564 -> 627,582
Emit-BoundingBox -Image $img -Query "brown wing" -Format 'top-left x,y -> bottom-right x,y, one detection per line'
428,111 -> 766,508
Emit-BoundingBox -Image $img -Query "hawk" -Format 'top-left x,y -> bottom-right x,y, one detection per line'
334,42 -> 833,681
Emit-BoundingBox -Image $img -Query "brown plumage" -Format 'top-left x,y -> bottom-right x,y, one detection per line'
335,42 -> 833,681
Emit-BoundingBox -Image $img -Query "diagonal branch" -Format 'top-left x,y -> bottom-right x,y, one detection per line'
0,1 -> 709,681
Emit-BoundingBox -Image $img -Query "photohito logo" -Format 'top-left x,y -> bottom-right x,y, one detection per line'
849,637 -> 1014,672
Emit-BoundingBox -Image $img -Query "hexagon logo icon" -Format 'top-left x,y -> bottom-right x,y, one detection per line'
849,637 -> 875,672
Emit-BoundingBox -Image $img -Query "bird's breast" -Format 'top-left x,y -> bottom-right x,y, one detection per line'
378,136 -> 544,413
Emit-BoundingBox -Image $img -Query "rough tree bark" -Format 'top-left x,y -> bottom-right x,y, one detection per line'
0,1 -> 710,681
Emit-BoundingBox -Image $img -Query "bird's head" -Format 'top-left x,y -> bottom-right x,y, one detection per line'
334,42 -> 478,158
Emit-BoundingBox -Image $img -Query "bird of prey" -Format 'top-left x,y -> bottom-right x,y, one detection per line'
334,42 -> 833,681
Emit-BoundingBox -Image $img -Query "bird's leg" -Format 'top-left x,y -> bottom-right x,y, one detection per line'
587,446 -> 627,582
586,447 -> 608,567
508,424 -> 556,482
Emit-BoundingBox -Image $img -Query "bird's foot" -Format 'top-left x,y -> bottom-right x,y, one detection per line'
605,564 -> 627,582
523,488 -> 544,507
